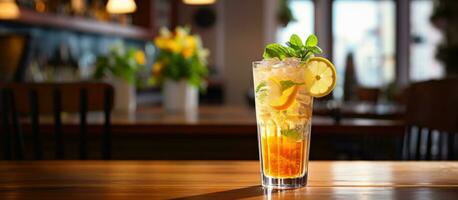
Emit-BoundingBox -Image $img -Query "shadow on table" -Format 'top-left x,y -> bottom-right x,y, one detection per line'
171,185 -> 274,200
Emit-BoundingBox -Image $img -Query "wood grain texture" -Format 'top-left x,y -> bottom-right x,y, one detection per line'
0,161 -> 457,199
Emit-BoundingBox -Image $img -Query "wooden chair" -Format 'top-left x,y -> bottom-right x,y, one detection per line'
0,34 -> 32,82
403,77 -> 458,160
0,82 -> 114,160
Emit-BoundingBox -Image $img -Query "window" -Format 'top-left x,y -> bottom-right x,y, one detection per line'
333,0 -> 395,93
410,0 -> 444,81
277,0 -> 314,44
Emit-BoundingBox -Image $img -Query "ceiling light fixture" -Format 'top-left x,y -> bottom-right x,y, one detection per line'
106,0 -> 137,14
0,0 -> 20,19
183,0 -> 216,5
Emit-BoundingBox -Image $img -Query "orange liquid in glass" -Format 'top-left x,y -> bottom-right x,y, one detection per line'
261,135 -> 307,178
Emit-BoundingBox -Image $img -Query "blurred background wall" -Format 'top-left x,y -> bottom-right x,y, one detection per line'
0,0 -> 453,105
177,0 -> 265,105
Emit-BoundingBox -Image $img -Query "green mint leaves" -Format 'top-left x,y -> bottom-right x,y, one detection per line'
305,34 -> 318,46
280,80 -> 303,91
281,128 -> 304,141
263,44 -> 293,60
255,80 -> 302,95
255,81 -> 267,93
263,34 -> 322,61
289,34 -> 303,49
255,81 -> 268,103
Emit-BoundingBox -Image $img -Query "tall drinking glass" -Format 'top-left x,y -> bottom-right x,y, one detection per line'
253,59 -> 313,189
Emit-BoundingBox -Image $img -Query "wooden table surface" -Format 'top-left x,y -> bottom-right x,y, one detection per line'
0,161 -> 457,199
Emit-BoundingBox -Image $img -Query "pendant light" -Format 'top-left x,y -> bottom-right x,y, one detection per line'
183,0 -> 216,5
106,0 -> 137,14
0,0 -> 20,19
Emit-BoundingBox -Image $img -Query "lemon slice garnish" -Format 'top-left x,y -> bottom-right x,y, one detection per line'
269,84 -> 299,111
304,57 -> 337,98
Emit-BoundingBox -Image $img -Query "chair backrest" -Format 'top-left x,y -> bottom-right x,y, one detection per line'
403,77 -> 458,160
0,82 -> 114,160
0,34 -> 32,82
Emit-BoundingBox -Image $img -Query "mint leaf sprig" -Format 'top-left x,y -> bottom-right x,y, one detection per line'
263,34 -> 322,61
281,128 -> 304,141
279,80 -> 303,91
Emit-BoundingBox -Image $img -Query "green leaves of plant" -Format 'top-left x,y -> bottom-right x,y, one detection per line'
263,34 -> 322,62
93,46 -> 146,85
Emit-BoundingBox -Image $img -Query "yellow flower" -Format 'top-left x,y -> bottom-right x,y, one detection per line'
182,48 -> 194,58
175,27 -> 189,39
159,27 -> 172,38
183,36 -> 196,50
135,51 -> 146,65
154,37 -> 170,49
152,62 -> 164,76
166,40 -> 182,53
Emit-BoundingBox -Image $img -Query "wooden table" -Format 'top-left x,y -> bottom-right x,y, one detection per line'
0,161 -> 457,199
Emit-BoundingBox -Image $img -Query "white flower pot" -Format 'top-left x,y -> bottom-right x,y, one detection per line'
163,79 -> 198,113
112,79 -> 136,113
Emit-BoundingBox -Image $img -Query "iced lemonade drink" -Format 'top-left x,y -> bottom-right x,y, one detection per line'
254,34 -> 336,189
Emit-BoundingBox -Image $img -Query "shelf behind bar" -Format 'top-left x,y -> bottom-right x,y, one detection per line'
1,8 -> 153,40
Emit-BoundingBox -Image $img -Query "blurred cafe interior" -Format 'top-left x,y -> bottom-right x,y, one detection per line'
0,0 -> 458,198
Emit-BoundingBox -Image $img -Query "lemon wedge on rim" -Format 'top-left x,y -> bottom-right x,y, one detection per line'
304,57 -> 337,98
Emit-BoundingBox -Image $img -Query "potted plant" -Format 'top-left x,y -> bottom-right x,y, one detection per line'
278,0 -> 296,27
430,0 -> 458,75
151,26 -> 209,113
93,45 -> 146,113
